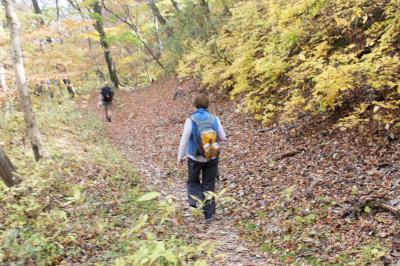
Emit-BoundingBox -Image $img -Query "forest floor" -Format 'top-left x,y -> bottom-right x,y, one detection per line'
90,77 -> 400,265
89,78 -> 271,265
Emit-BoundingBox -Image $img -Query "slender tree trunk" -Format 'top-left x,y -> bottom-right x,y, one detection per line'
146,0 -> 173,37
55,0 -> 60,21
0,145 -> 22,187
170,0 -> 180,12
4,0 -> 47,161
0,14 -> 3,30
0,23 -> 6,94
0,63 -> 8,94
92,1 -> 120,88
31,0 -> 45,25
154,16 -> 163,59
0,146 -> 16,187
88,38 -> 105,84
198,0 -> 218,35
146,0 -> 166,24
0,61 -> 11,114
66,0 -> 105,84
32,0 -> 41,14
131,26 -> 164,68
55,0 -> 63,42
102,2 -> 165,69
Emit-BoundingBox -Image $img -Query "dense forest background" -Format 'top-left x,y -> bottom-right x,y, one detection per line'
2,0 -> 400,127
0,0 -> 399,265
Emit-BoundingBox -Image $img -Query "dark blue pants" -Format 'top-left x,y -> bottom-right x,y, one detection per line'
187,158 -> 218,219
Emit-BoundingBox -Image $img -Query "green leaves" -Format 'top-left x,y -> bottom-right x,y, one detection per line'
177,0 -> 400,126
137,191 -> 161,202
0,97 -> 210,265
63,185 -> 85,206
105,27 -> 142,46
364,206 -> 372,213
122,214 -> 149,237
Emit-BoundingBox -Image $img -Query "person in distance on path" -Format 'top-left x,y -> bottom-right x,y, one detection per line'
177,92 -> 227,221
98,84 -> 114,122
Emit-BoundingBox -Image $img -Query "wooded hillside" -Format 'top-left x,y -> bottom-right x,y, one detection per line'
0,0 -> 399,265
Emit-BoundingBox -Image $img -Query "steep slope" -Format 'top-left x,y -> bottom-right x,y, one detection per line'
178,0 -> 400,129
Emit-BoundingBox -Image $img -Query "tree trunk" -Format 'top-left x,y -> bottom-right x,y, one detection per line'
0,146 -> 22,187
92,1 -> 120,88
198,0 -> 217,34
4,0 -> 47,161
31,0 -> 41,14
146,0 -> 173,37
66,0 -> 105,84
31,0 -> 45,25
0,63 -> 8,94
154,16 -> 163,59
170,0 -> 180,12
147,0 -> 167,24
88,38 -> 105,84
55,0 -> 63,41
0,24 -> 8,94
55,0 -> 60,21
0,13 -> 3,30
102,2 -> 165,69
0,62 -> 11,113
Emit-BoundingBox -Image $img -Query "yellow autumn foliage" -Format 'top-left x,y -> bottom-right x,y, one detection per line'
177,0 -> 400,126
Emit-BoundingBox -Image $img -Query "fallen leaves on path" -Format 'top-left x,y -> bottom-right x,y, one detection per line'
90,77 -> 400,265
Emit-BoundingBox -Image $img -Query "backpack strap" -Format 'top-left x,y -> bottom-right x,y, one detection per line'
191,113 -> 215,125
190,114 -> 198,126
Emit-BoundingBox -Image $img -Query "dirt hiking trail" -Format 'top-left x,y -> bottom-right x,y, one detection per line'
90,77 -> 400,265
90,78 -> 273,265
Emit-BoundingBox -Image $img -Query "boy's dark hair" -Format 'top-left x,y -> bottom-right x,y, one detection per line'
193,92 -> 209,109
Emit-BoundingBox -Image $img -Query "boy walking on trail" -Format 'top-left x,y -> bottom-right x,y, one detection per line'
178,92 -> 227,220
98,85 -> 114,122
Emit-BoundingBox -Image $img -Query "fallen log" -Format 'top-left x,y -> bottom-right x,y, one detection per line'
363,199 -> 400,218
0,145 -> 22,187
341,198 -> 400,219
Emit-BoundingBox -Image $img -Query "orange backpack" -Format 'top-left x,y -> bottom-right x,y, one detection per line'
191,114 -> 220,160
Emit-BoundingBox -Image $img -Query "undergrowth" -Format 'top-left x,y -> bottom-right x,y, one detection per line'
0,90 -> 210,265
177,0 -> 400,129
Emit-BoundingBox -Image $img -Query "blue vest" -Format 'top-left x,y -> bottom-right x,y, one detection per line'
188,108 -> 219,157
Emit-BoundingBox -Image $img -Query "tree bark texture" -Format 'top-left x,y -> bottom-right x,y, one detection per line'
92,1 -> 120,88
154,16 -> 163,59
4,0 -> 47,161
146,0 -> 173,37
170,0 -> 180,12
31,0 -> 42,14
0,63 -> 8,94
31,0 -> 45,25
88,39 -> 105,82
0,146 -> 22,187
